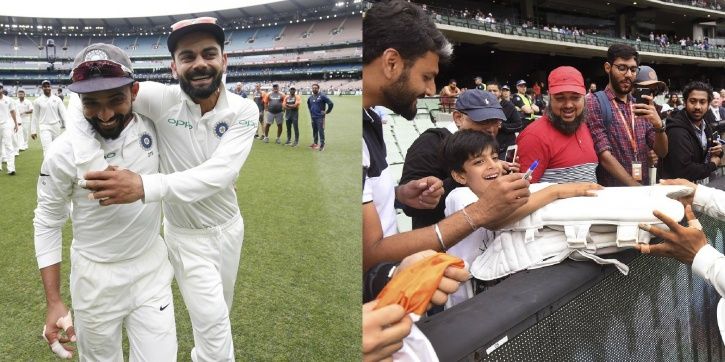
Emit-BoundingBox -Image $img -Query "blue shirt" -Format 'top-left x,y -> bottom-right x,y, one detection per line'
306,93 -> 334,119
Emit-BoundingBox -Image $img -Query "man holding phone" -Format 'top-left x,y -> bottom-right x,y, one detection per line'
517,66 -> 598,183
661,81 -> 722,182
586,44 -> 668,186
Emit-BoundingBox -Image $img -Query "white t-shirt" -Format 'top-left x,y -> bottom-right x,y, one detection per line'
363,140 -> 397,237
32,94 -> 67,133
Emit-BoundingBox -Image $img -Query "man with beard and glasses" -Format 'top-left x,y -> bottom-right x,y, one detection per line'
661,81 -> 722,182
586,44 -> 668,186
400,90 -> 517,229
76,17 -> 258,362
517,66 -> 598,183
31,80 -> 69,156
34,43 -> 176,360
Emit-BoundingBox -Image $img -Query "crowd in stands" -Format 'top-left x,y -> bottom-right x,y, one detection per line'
363,2 -> 725,360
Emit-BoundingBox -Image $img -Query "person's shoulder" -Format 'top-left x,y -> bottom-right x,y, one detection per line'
44,132 -> 73,164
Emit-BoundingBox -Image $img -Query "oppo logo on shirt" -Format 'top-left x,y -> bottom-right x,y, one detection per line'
234,119 -> 257,128
167,118 -> 193,130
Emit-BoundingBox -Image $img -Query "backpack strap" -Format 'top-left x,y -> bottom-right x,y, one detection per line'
594,90 -> 614,129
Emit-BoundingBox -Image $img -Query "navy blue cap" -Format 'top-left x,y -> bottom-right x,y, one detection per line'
516,80 -> 527,86
455,90 -> 505,122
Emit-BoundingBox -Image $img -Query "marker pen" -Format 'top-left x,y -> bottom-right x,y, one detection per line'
522,160 -> 539,180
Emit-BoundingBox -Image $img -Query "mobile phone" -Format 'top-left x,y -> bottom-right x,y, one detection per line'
505,145 -> 518,163
632,87 -> 653,104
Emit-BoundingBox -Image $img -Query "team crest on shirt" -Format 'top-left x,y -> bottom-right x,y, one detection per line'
140,132 -> 153,151
214,121 -> 229,139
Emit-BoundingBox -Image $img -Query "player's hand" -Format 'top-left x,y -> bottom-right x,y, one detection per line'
82,168 -> 144,206
31,133 -> 37,140
709,144 -> 723,158
396,176 -> 444,209
660,178 -> 696,206
43,303 -> 75,359
362,300 -> 411,362
637,205 -> 707,264
469,173 -> 531,229
393,250 -> 470,307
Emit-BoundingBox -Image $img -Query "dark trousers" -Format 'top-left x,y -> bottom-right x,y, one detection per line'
311,117 -> 325,145
286,112 -> 299,142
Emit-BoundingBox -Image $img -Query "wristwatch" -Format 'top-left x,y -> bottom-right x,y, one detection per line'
653,124 -> 666,133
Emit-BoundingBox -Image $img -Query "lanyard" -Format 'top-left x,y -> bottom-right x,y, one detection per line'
610,99 -> 639,160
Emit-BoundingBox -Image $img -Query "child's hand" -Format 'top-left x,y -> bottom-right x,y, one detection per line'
555,182 -> 603,199
502,159 -> 520,174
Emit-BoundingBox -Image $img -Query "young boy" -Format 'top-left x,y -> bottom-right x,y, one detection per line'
441,129 -> 601,307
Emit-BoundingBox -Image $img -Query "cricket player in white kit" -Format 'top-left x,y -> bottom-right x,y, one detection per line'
81,18 -> 258,361
34,44 -> 176,361
31,80 -> 68,155
0,84 -> 18,175
15,89 -> 32,151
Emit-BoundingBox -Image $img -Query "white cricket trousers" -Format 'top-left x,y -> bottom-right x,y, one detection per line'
15,123 -> 27,150
70,238 -> 177,362
39,122 -> 62,155
0,126 -> 15,172
164,213 -> 244,362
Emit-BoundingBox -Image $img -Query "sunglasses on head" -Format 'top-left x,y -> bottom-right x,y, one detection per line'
171,16 -> 218,32
71,60 -> 132,82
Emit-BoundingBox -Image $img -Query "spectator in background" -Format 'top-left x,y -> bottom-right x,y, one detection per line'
233,82 -> 247,98
252,83 -> 266,139
440,79 -> 460,113
708,91 -> 725,133
586,44 -> 667,186
283,87 -> 301,147
667,92 -> 684,111
31,80 -> 68,156
262,84 -> 285,144
633,65 -> 667,117
486,80 -> 522,157
501,84 -> 512,101
719,89 -> 725,101
661,81 -> 722,182
513,79 -> 538,125
307,83 -> 333,151
517,66 -> 598,183
474,76 -> 485,90
589,82 -> 597,95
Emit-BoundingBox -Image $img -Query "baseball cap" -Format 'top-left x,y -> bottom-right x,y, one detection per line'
516,80 -> 527,86
455,90 -> 505,122
68,43 -> 134,94
41,80 -> 50,85
501,84 -> 510,90
167,16 -> 225,54
548,66 -> 585,95
634,65 -> 667,94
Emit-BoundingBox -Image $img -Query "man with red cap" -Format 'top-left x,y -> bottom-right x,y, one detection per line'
517,66 -> 599,183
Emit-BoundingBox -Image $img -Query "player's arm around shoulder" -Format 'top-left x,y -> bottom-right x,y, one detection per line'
135,81 -> 176,123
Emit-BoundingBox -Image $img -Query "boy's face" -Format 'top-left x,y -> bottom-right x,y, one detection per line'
452,146 -> 503,195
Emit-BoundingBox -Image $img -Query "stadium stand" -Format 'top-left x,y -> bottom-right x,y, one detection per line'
0,1 -> 362,93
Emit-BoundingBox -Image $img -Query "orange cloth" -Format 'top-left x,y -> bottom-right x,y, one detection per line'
375,253 -> 465,315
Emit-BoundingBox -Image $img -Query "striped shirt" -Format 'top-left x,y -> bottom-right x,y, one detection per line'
517,114 -> 598,184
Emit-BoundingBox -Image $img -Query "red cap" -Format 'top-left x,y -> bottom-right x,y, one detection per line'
548,66 -> 585,95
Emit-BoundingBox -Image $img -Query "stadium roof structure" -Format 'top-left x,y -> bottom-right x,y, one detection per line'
0,0 -> 350,32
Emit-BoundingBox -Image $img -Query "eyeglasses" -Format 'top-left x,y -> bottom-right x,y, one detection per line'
611,63 -> 639,74
71,60 -> 132,82
171,16 -> 218,32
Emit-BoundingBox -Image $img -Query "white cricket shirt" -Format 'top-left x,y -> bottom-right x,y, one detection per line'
0,96 -> 16,128
31,94 -> 67,133
133,82 -> 259,228
33,114 -> 161,268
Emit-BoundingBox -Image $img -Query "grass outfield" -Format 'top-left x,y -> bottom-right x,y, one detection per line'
0,95 -> 361,360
